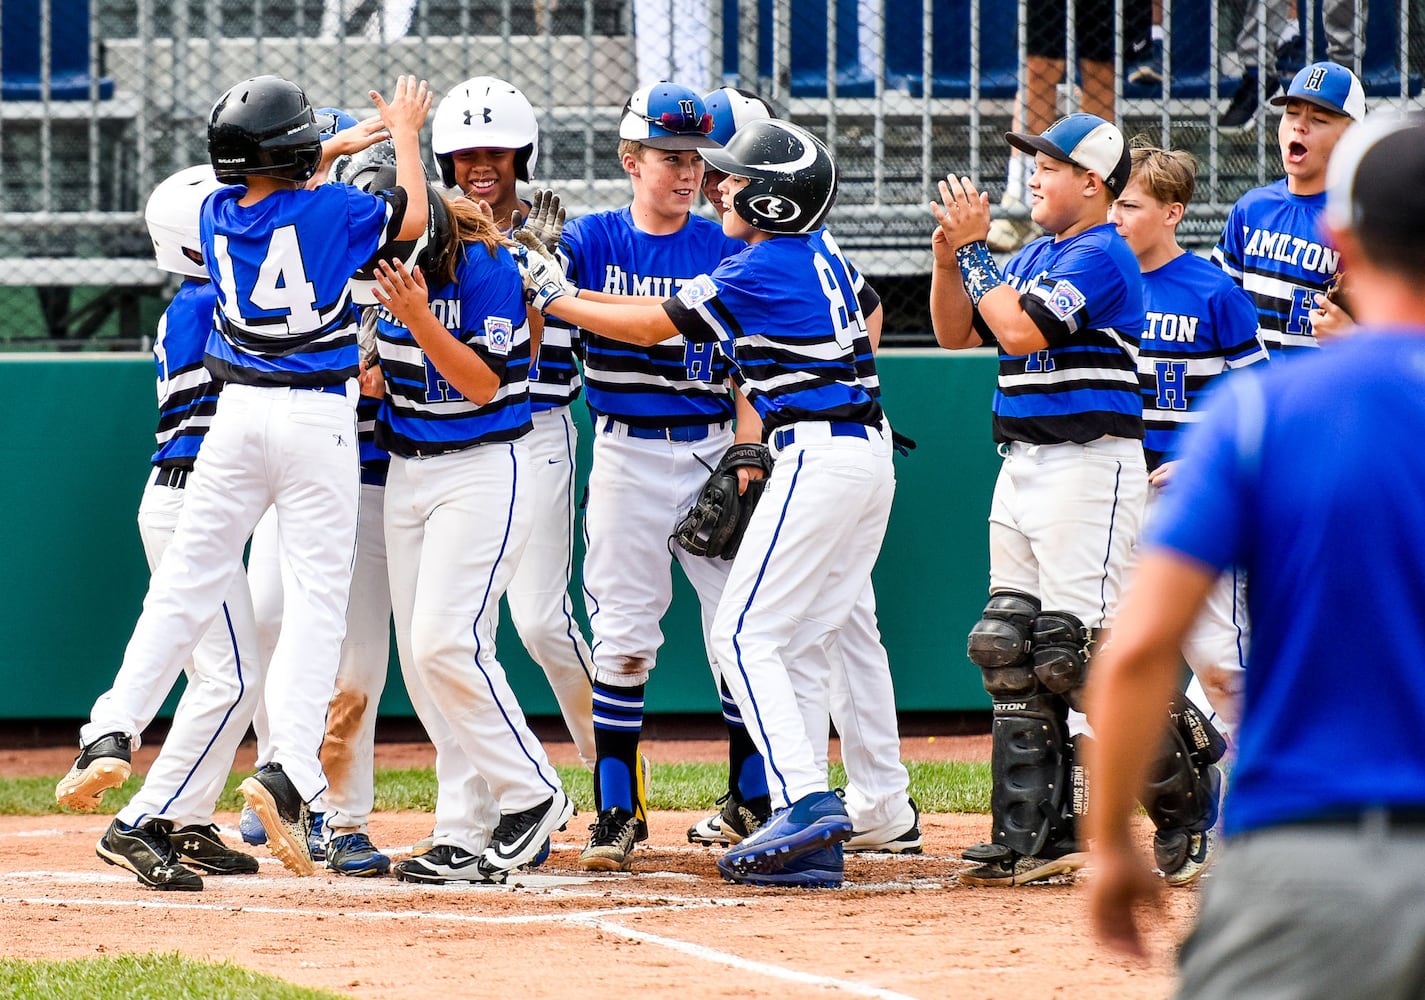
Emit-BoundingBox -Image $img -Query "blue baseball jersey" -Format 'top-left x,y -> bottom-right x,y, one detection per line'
200,183 -> 403,387
1137,252 -> 1268,470
151,279 -> 221,469
979,223 -> 1146,444
356,394 -> 390,486
1147,331 -> 1425,835
1211,179 -> 1340,357
375,243 -> 533,457
663,229 -> 883,435
559,207 -> 743,427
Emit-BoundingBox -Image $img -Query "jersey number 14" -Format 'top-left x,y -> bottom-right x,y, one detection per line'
212,226 -> 321,334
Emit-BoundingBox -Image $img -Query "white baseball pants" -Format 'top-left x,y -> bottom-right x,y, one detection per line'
713,422 -> 897,811
385,442 -> 563,824
111,383 -> 359,805
505,405 -> 596,766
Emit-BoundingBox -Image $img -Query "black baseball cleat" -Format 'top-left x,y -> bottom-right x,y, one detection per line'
480,790 -> 575,880
97,818 -> 204,891
171,823 -> 260,875
238,763 -> 315,876
959,842 -> 1088,887
56,732 -> 132,812
687,791 -> 771,846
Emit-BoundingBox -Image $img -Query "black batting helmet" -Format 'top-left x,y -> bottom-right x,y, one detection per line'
208,75 -> 323,184
699,119 -> 837,235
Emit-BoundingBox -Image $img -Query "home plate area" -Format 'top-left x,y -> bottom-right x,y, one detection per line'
0,811 -> 1191,1000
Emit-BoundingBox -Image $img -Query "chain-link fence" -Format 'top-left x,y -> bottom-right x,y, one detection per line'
1,0 -> 1421,348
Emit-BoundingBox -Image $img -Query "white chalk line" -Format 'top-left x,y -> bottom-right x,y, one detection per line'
0,891 -> 927,998
575,916 -> 926,1000
0,893 -> 747,925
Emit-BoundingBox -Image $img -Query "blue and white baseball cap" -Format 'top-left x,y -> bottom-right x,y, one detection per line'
703,87 -> 776,146
1006,113 -> 1131,195
1270,61 -> 1366,120
618,83 -> 719,150
315,107 -> 360,141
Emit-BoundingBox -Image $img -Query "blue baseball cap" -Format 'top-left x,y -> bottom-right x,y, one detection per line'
1271,62 -> 1366,120
1006,113 -> 1131,195
315,107 -> 360,142
703,87 -> 776,146
619,83 -> 718,150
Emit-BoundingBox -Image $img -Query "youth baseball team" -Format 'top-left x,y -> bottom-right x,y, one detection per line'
50,52 -> 1406,923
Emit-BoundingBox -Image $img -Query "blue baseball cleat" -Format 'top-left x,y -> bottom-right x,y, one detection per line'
719,843 -> 845,888
326,832 -> 390,877
719,789 -> 853,878
308,812 -> 326,863
239,804 -> 268,846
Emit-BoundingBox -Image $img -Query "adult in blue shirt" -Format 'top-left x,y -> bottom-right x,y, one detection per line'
1087,112 -> 1425,998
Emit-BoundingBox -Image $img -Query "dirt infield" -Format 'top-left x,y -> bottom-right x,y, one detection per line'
0,737 -> 1196,999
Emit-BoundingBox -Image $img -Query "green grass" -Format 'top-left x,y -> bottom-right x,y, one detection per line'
0,954 -> 347,999
6,760 -> 991,816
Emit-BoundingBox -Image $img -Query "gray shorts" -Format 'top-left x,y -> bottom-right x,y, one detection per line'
1177,816 -> 1425,1000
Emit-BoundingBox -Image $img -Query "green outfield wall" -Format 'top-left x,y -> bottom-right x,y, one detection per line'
2,349 -> 1002,721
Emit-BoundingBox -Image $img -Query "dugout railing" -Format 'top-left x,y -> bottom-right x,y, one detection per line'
0,0 -> 1422,347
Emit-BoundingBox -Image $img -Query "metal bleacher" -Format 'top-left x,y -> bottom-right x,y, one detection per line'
1,0 -> 1423,346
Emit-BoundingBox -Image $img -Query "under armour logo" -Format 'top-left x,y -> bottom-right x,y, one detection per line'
181,839 -> 200,852
463,107 -> 493,125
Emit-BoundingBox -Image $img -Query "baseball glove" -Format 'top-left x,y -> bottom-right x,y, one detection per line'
675,443 -> 774,560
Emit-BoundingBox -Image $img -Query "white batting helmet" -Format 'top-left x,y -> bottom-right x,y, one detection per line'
431,77 -> 539,186
144,164 -> 225,278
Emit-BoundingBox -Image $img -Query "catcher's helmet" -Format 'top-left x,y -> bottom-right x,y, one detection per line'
346,162 -> 452,306
144,164 -> 225,279
702,87 -> 775,147
700,119 -> 837,235
431,77 -> 539,187
618,83 -> 718,150
208,75 -> 322,184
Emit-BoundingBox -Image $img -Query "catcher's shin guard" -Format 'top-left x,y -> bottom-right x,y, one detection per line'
968,592 -> 1075,858
987,692 -> 1076,857
1142,694 -> 1227,870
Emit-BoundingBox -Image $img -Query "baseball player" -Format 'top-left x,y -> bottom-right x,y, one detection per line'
57,164 -> 260,889
369,191 -> 574,884
429,76 -> 596,768
550,82 -> 767,872
928,113 -> 1148,886
684,87 -> 922,856
240,139 -> 423,878
520,118 -> 897,888
1109,145 -> 1269,885
1212,61 -> 1365,355
81,74 -> 430,884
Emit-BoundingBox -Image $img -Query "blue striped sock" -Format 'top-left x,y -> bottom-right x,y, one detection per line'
592,680 -> 645,813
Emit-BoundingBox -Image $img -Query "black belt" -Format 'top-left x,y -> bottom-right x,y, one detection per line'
771,421 -> 869,451
155,467 -> 190,489
1284,806 -> 1425,830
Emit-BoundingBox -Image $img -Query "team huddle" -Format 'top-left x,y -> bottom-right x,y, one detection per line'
57,53 -> 1367,897
56,71 -> 916,892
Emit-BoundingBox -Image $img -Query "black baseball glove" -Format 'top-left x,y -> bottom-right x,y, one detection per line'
675,443 -> 774,560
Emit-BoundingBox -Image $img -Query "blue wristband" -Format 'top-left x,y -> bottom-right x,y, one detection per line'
955,240 -> 1005,307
